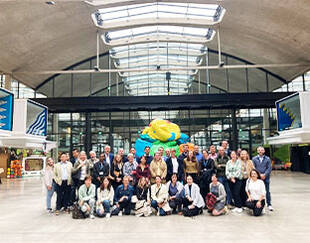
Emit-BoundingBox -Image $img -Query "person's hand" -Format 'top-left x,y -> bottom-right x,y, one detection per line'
247,196 -> 253,202
147,200 -> 151,205
80,161 -> 85,167
231,178 -> 236,183
47,186 -> 52,190
79,200 -> 84,207
256,201 -> 261,208
116,203 -> 120,208
187,196 -> 193,202
188,204 -> 195,209
261,174 -> 266,180
86,204 -> 90,212
119,196 -> 124,202
116,178 -> 121,182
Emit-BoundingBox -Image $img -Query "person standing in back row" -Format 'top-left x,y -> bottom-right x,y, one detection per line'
252,146 -> 273,211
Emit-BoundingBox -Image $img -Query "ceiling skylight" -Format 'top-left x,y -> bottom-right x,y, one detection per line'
91,2 -> 225,29
103,25 -> 215,46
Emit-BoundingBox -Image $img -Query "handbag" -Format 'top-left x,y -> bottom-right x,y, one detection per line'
206,192 -> 217,210
72,202 -> 86,219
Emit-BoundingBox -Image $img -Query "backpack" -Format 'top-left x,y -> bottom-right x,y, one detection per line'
72,202 -> 86,219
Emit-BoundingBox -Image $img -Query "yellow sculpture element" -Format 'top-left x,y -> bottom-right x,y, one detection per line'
142,119 -> 181,142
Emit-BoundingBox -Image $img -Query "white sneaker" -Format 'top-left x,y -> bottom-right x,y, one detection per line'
268,205 -> 274,211
232,207 -> 243,213
106,213 -> 111,218
262,208 -> 266,215
90,214 -> 95,219
118,211 -> 123,217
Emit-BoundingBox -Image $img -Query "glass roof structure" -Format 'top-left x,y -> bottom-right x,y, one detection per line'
103,25 -> 215,46
89,2 -> 226,101
91,2 -> 225,29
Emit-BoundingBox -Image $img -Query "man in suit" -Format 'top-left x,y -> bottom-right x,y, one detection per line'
93,153 -> 110,188
252,146 -> 273,211
53,153 -> 73,215
70,148 -> 79,166
69,148 -> 80,206
104,145 -> 114,167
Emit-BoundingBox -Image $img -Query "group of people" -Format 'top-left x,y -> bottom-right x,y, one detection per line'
44,141 -> 273,219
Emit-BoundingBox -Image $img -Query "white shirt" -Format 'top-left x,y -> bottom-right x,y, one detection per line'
171,157 -> 179,173
259,156 -> 264,163
245,179 -> 266,200
80,164 -> 87,180
61,162 -> 68,180
105,154 -> 110,165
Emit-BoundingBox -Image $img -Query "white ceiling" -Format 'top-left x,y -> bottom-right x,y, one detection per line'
0,0 -> 310,90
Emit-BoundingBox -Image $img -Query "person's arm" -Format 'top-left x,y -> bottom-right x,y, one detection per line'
123,163 -> 128,176
235,161 -> 243,179
162,162 -> 167,179
146,166 -> 151,179
97,188 -> 102,204
78,186 -> 85,202
150,162 -> 156,177
93,163 -> 99,179
264,157 -> 272,178
128,186 -> 133,201
191,186 -> 199,207
44,169 -> 51,187
109,187 -> 115,205
72,161 -> 81,174
205,159 -> 215,173
135,166 -> 141,180
225,162 -> 231,179
104,163 -> 110,177
217,184 -> 226,202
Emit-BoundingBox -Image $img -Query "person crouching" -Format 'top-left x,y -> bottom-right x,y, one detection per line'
78,175 -> 96,219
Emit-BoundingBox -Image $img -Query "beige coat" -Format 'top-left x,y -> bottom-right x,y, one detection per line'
148,183 -> 171,212
150,159 -> 167,184
241,160 -> 255,179
53,161 -> 73,186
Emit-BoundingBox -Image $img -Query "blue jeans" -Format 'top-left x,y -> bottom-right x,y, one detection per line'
151,200 -> 166,216
46,182 -> 55,209
218,176 -> 232,205
263,179 -> 271,206
96,200 -> 111,217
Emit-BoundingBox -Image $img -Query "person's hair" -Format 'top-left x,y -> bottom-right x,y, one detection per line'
186,150 -> 197,162
61,152 -> 67,156
127,153 -> 134,158
100,177 -> 111,191
99,153 -> 105,157
144,146 -> 150,150
155,175 -> 161,180
140,155 -> 147,164
85,175 -> 92,182
123,175 -> 130,182
171,173 -> 178,180
137,177 -> 148,189
230,150 -> 237,157
72,148 -> 79,153
250,169 -> 261,179
171,148 -> 176,152
105,145 -> 111,149
186,175 -> 193,180
113,154 -> 122,165
202,149 -> 208,153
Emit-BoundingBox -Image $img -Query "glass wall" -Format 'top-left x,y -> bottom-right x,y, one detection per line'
48,108 -> 277,157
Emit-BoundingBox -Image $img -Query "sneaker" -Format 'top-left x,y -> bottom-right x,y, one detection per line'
223,206 -> 228,215
55,210 -> 60,216
90,214 -> 95,219
106,213 -> 111,218
262,208 -> 266,215
118,211 -> 123,217
232,207 -> 243,213
268,205 -> 274,211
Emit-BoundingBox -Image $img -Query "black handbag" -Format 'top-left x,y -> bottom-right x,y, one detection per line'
72,202 -> 86,219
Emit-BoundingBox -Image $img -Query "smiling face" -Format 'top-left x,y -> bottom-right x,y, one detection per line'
250,170 -> 258,180
155,176 -> 161,186
230,151 -> 237,160
186,176 -> 193,185
79,152 -> 87,161
257,147 -> 265,156
171,174 -> 177,183
240,150 -> 248,160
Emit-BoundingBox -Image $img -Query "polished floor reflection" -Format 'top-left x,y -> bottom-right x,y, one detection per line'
0,171 -> 309,243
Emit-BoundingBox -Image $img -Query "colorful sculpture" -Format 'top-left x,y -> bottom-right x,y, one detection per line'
135,119 -> 190,157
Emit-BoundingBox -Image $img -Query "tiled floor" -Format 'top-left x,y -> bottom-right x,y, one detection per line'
0,171 -> 309,243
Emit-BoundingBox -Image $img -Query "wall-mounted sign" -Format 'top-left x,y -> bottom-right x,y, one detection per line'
0,88 -> 13,132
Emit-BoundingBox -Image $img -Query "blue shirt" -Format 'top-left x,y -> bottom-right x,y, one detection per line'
195,153 -> 203,163
114,184 -> 134,202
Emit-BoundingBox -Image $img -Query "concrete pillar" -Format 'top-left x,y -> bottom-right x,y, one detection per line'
4,75 -> 11,91
263,108 -> 270,145
52,114 -> 59,161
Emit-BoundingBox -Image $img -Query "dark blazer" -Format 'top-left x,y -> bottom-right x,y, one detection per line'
199,157 -> 216,187
70,157 -> 78,166
166,157 -> 184,182
135,186 -> 149,201
93,160 -> 110,185
104,153 -> 114,167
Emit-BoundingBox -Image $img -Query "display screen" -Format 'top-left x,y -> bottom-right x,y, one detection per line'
276,93 -> 302,131
24,159 -> 44,171
26,100 -> 47,136
0,88 -> 13,131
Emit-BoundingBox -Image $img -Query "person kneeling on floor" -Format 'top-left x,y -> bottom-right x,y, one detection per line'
245,169 -> 266,217
96,177 -> 114,218
78,175 -> 96,219
207,174 -> 227,216
183,175 -> 205,217
149,176 -> 171,216
113,176 -> 134,216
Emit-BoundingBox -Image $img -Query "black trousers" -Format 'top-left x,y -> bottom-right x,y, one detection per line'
56,180 -> 71,210
182,198 -> 201,217
240,179 -> 248,207
119,198 -> 131,215
245,199 -> 265,216
228,179 -> 242,208
169,198 -> 182,213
